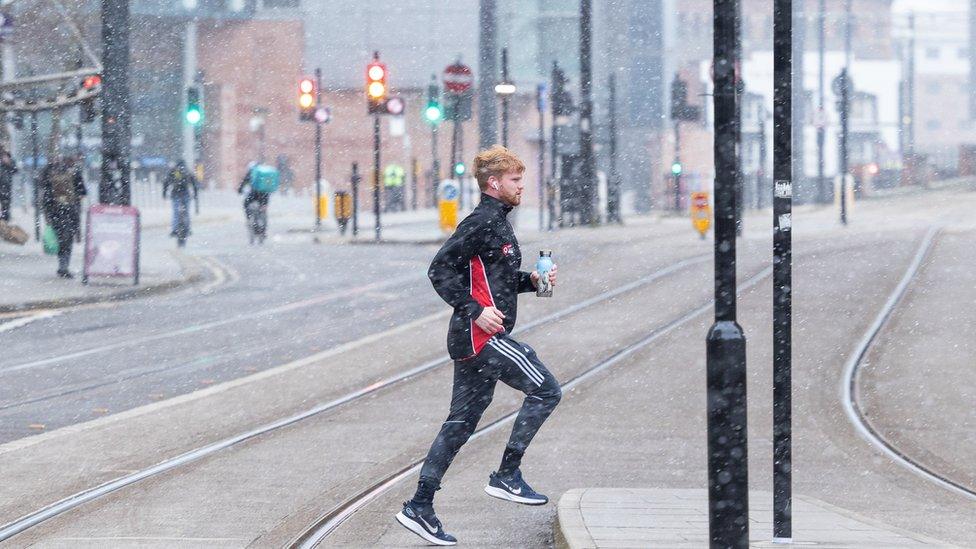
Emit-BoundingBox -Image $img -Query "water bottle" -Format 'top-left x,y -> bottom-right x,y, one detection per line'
536,250 -> 553,297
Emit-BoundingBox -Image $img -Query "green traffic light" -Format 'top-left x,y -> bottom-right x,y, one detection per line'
454,162 -> 465,176
424,103 -> 443,123
185,108 -> 202,126
671,161 -> 682,175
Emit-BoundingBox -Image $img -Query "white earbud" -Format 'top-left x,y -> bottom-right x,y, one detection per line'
492,182 -> 499,190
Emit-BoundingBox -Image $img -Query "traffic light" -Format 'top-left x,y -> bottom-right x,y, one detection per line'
299,77 -> 316,121
671,161 -> 683,176
424,77 -> 443,125
366,53 -> 388,114
670,75 -> 701,122
551,63 -> 574,116
670,77 -> 688,120
453,162 -> 465,176
185,86 -> 203,126
79,74 -> 101,123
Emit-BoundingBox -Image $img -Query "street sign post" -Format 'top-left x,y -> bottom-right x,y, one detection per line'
690,191 -> 711,239
438,179 -> 460,233
443,62 -> 473,95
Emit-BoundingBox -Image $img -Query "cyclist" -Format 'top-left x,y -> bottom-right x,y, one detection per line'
238,162 -> 278,243
162,160 -> 199,245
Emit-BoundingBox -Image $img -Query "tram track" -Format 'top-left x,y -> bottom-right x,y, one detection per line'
842,226 -> 976,502
0,251 -> 712,542
287,264 -> 775,548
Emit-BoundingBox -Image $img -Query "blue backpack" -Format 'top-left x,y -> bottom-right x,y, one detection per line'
250,164 -> 280,193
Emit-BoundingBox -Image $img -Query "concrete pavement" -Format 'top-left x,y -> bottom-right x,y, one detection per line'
1,186 -> 974,547
555,489 -> 951,548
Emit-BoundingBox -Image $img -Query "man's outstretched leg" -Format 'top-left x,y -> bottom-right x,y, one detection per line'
396,359 -> 495,546
482,336 -> 561,505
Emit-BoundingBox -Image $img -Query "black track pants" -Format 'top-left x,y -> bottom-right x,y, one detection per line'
418,334 -> 561,485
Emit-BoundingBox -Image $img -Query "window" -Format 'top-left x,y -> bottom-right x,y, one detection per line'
926,47 -> 940,59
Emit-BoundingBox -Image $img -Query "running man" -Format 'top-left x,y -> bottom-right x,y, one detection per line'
396,145 -> 560,546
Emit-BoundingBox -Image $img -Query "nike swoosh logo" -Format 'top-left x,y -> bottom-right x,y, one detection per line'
418,516 -> 438,533
499,479 -> 522,495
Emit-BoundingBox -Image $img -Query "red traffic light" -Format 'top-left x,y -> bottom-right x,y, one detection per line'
81,74 -> 102,90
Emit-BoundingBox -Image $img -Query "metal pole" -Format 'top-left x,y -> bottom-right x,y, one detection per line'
773,0 -> 793,541
537,83 -> 546,231
734,1 -> 744,237
757,103 -> 767,209
351,162 -> 360,237
817,0 -> 826,204
31,112 -> 39,241
411,157 -> 418,210
373,116 -> 381,241
970,0 -> 976,119
549,63 -> 559,231
839,0 -> 851,225
182,19 -> 197,167
431,124 -> 440,208
608,73 -> 621,224
501,47 -> 510,148
478,0 -> 498,149
578,0 -> 596,225
791,0 -> 805,203
707,1 -> 750,547
907,12 -> 915,159
101,0 -> 131,205
674,120 -> 681,211
315,68 -> 323,229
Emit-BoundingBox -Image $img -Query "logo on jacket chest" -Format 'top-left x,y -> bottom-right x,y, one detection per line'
501,243 -> 516,256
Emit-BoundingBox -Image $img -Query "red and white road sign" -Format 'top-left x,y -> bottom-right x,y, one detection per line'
443,62 -> 473,95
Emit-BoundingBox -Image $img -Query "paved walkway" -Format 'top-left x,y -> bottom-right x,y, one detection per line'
555,489 -> 955,548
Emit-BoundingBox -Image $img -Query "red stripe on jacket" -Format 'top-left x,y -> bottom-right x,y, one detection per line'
469,255 -> 496,355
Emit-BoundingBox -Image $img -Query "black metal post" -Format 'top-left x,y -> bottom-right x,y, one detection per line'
707,2 -> 750,548
500,47 -> 510,148
315,67 -> 323,230
907,12 -> 915,160
773,0 -> 793,541
839,67 -> 849,225
537,83 -> 546,231
608,74 -> 621,224
791,0 -> 805,203
578,0 -> 596,226
431,115 -> 440,209
734,1 -> 744,237
757,103 -> 767,209
817,0 -> 826,204
351,162 -> 360,237
30,112 -> 40,241
549,62 -> 560,231
373,116 -> 382,241
478,0 -> 498,149
673,119 -> 682,211
100,0 -> 131,205
411,157 -> 418,210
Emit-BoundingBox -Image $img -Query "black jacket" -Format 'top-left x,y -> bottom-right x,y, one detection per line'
428,194 -> 536,360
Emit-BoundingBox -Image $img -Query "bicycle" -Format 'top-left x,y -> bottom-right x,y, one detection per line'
246,200 -> 267,245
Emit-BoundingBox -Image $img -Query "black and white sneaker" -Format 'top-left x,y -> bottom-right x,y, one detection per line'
484,470 -> 549,505
395,501 -> 457,546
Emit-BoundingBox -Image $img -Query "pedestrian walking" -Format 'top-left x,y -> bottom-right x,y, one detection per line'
0,148 -> 17,222
384,164 -> 405,212
40,155 -> 86,278
396,145 -> 560,546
